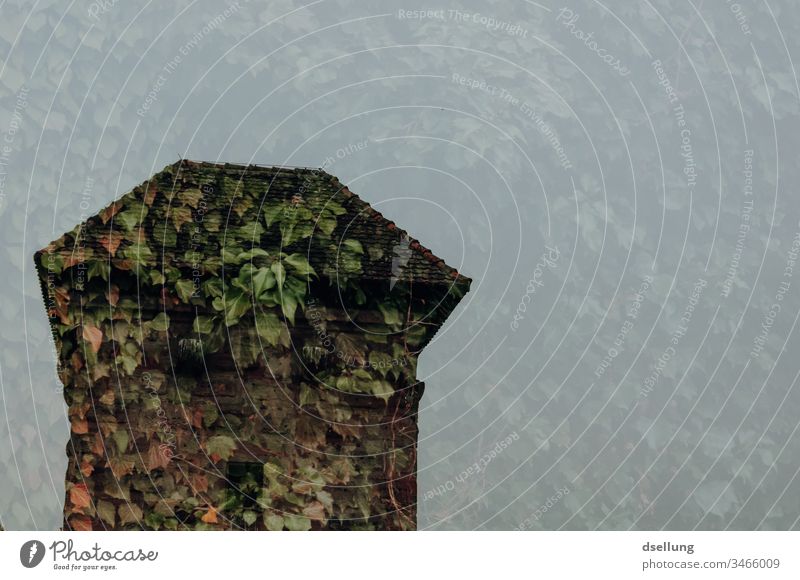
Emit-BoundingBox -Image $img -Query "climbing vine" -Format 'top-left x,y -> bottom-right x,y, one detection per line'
37,161 -> 468,531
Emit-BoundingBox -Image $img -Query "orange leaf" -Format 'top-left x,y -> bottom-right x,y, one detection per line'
201,507 -> 218,524
107,457 -> 134,479
70,483 -> 92,512
98,231 -> 124,256
82,324 -> 103,353
80,459 -> 94,478
146,441 -> 171,472
99,202 -> 121,224
69,514 -> 93,531
71,417 -> 89,434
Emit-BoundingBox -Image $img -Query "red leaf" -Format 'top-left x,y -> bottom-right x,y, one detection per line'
70,483 -> 92,512
99,202 -> 121,224
98,231 -> 124,256
71,417 -> 89,434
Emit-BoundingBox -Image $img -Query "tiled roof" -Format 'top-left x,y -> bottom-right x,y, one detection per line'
37,160 -> 470,291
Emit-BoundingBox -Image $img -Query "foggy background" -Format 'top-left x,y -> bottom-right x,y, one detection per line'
2,0 -> 800,530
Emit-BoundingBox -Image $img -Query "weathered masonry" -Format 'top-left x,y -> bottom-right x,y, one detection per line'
35,160 -> 470,530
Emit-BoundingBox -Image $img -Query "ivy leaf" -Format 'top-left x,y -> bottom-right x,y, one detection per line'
82,324 -> 103,353
118,503 -> 143,525
255,311 -> 283,346
206,435 -> 237,461
271,261 -> 286,289
146,440 -> 171,472
202,403 -> 219,427
115,353 -> 138,375
97,500 -> 116,526
112,429 -> 130,454
213,288 -> 251,327
115,210 -> 141,232
69,515 -> 93,531
242,510 -> 258,526
283,514 -> 311,531
149,312 -> 170,332
149,270 -> 166,285
201,507 -> 218,524
370,380 -> 394,403
175,279 -> 195,302
317,215 -> 336,236
302,501 -> 326,522
280,292 -> 298,325
69,483 -> 91,512
98,231 -> 124,256
377,303 -> 402,326
263,202 -> 285,227
178,188 -> 203,208
343,239 -> 364,254
263,512 -> 284,531
284,253 -> 317,277
316,490 -> 334,512
192,316 -> 215,334
171,207 -> 193,232
251,267 -> 276,298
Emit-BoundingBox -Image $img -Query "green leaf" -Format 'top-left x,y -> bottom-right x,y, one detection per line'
178,188 -> 203,208
112,429 -> 130,454
271,262 -> 286,289
343,239 -> 364,254
317,215 -> 336,236
280,292 -> 298,325
206,435 -> 237,461
149,270 -> 166,285
251,267 -> 276,298
175,279 -> 195,303
116,210 -> 142,232
115,353 -> 138,375
263,202 -> 285,227
97,500 -> 116,526
236,248 -> 270,262
263,512 -> 284,531
299,383 -> 318,407
377,303 -> 402,326
192,316 -> 215,334
284,514 -> 311,531
284,253 -> 317,277
370,380 -> 394,403
255,311 -> 283,346
149,312 -> 170,332
202,402 -> 219,427
242,510 -> 258,526
213,288 -> 251,327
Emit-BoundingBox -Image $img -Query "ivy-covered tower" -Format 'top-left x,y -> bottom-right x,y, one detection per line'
35,160 -> 470,531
